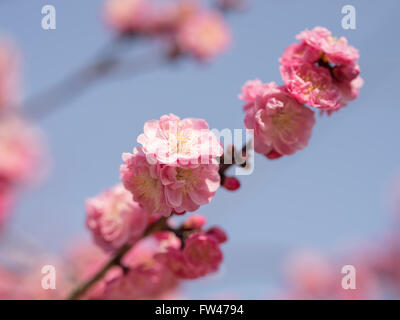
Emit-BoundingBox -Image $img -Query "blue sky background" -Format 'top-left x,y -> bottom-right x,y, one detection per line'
1,0 -> 400,299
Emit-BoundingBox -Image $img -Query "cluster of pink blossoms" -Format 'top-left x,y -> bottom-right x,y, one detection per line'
240,27 -> 362,159
86,114 -> 227,297
280,26 -> 363,112
103,0 -> 232,61
155,215 -> 227,279
105,219 -> 226,299
84,191 -> 227,300
121,113 -> 223,216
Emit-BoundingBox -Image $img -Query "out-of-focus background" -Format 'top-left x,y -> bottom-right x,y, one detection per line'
1,0 -> 400,298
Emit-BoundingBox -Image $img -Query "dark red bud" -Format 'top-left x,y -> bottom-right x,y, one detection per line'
223,176 -> 240,191
266,150 -> 283,160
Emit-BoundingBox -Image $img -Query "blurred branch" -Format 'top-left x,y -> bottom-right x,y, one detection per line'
67,216 -> 169,300
23,38 -> 168,120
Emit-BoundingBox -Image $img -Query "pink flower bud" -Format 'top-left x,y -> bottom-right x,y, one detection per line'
183,214 -> 207,230
223,176 -> 240,191
173,209 -> 186,216
206,226 -> 228,244
266,150 -> 283,160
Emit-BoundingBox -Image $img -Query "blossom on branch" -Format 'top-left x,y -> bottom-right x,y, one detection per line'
280,26 -> 363,112
156,228 -> 226,279
138,113 -> 223,166
86,184 -> 149,252
240,80 -> 315,159
121,114 -> 222,216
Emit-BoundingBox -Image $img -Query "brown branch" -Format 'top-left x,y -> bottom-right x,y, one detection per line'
67,216 -> 169,300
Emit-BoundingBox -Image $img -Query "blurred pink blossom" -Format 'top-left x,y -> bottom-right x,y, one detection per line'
177,11 -> 231,61
281,250 -> 379,299
0,117 -> 45,186
86,184 -> 149,252
149,0 -> 200,34
66,242 -> 122,299
103,0 -> 154,34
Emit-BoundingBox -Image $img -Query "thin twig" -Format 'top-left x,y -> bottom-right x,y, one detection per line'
67,217 -> 169,300
68,141 -> 252,300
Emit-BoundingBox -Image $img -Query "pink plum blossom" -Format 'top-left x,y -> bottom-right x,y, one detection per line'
160,161 -> 221,213
183,232 -> 223,276
86,184 -> 149,252
280,63 -> 343,111
121,131 -> 221,216
242,81 -> 315,158
284,251 -> 336,299
177,11 -> 231,61
156,231 -> 224,279
121,147 -> 171,217
297,26 -> 359,65
238,79 -> 276,111
279,42 -> 320,67
206,226 -> 228,244
280,26 -> 363,111
137,113 -> 223,167
103,0 -> 154,34
0,38 -> 19,112
0,117 -> 44,186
